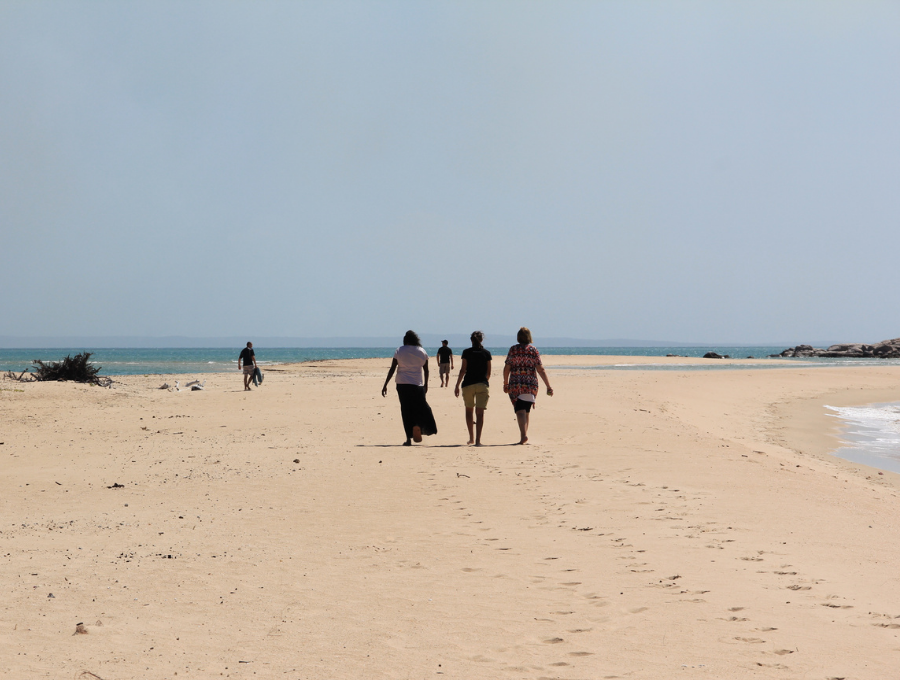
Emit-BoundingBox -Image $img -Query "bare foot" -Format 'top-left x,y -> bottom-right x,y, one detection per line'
518,437 -> 529,445
466,440 -> 475,446
475,442 -> 483,447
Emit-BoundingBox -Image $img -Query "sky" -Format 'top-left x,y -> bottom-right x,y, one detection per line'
1,1 -> 899,345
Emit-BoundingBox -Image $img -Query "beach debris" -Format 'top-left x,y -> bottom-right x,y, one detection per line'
29,352 -> 113,386
293,459 -> 300,463
187,380 -> 206,391
4,369 -> 34,382
77,672 -> 104,680
74,622 -> 88,635
47,593 -> 54,598
107,483 -> 124,489
159,382 -> 170,390
456,473 -> 470,478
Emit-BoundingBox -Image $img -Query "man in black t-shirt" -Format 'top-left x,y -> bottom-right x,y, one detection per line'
454,331 -> 492,445
238,342 -> 257,391
436,340 -> 454,387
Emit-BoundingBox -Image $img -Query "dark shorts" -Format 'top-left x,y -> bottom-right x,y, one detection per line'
514,398 -> 533,413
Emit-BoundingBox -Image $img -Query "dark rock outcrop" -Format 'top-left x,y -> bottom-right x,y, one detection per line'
703,352 -> 723,359
771,338 -> 900,359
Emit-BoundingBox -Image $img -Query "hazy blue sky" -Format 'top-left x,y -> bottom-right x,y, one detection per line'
2,1 -> 898,344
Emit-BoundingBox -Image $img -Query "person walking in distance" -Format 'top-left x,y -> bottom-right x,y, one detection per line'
238,342 -> 257,391
454,331 -> 492,446
436,340 -> 454,387
503,327 -> 553,444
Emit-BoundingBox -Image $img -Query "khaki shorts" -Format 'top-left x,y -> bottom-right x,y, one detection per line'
462,383 -> 489,409
243,365 -> 255,375
439,363 -> 451,376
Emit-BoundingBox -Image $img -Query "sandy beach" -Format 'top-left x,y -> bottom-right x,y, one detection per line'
3,356 -> 900,679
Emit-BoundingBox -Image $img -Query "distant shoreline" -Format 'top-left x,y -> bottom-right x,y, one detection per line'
3,346 -> 895,376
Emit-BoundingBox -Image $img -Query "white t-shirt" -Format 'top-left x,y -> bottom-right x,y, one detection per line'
394,345 -> 429,386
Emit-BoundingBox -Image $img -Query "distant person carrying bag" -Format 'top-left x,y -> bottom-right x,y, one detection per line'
238,342 -> 258,391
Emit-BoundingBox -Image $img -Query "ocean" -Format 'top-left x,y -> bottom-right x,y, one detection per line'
1,346 -> 899,376
826,403 -> 900,474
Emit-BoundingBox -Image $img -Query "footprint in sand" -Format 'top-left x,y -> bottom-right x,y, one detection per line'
544,637 -> 565,644
568,651 -> 593,657
773,649 -> 794,655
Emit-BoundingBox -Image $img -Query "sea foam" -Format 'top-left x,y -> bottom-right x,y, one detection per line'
825,403 -> 900,473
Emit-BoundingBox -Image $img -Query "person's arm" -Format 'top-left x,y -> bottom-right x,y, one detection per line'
485,360 -> 492,383
423,362 -> 429,393
454,358 -> 468,398
536,365 -> 553,396
502,364 -> 511,393
252,351 -> 257,368
450,352 -> 454,370
381,358 -> 398,397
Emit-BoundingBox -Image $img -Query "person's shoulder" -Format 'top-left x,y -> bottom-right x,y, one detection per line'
484,348 -> 493,358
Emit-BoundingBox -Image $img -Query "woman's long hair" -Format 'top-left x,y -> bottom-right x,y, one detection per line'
517,327 -> 532,344
403,330 -> 421,346
470,330 -> 484,349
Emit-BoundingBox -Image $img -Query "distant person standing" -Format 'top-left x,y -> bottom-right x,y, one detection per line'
238,342 -> 257,391
503,327 -> 553,445
381,330 -> 438,445
454,331 -> 492,446
436,340 -> 454,387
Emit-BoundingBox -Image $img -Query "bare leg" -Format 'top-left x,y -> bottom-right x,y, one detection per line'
516,410 -> 529,444
465,407 -> 475,445
243,371 -> 251,391
474,407 -> 485,445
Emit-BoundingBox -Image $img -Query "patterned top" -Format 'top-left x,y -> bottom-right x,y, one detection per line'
505,343 -> 542,401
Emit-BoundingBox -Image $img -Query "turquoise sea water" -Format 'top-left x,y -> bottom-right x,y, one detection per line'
2,346 -> 896,376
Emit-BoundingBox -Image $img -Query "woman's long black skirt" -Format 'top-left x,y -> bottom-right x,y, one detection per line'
396,384 -> 437,439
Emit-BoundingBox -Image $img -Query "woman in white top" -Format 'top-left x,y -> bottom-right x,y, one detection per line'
381,330 -> 438,445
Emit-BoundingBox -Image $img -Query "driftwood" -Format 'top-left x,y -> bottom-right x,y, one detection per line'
4,369 -> 34,382
26,352 -> 114,387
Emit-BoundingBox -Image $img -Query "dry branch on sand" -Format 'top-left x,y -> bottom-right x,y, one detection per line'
10,352 -> 115,387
